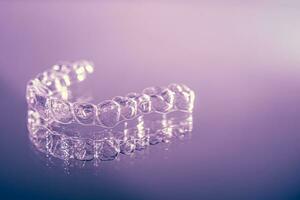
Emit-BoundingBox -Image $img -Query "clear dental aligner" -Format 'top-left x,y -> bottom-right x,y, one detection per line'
26,60 -> 195,161
26,60 -> 195,128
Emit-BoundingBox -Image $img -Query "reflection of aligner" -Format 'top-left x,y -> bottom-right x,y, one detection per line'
28,111 -> 193,162
26,60 -> 195,129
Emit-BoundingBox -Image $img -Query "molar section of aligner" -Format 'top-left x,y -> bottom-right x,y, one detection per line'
35,71 -> 57,95
37,62 -> 73,95
142,86 -> 175,113
27,109 -> 42,133
168,83 -> 195,112
96,100 -> 121,128
26,80 -> 52,121
50,60 -> 94,91
32,67 -> 69,103
113,96 -> 137,120
50,98 -> 74,124
180,84 -> 195,112
73,102 -> 97,125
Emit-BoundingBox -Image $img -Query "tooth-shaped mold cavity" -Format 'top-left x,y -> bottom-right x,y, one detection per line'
127,93 -> 152,114
26,82 -> 51,120
113,96 -> 137,120
180,84 -> 195,111
73,102 -> 96,125
168,83 -> 194,111
35,94 -> 52,120
50,98 -> 74,123
143,87 -> 174,113
97,100 -> 121,127
26,82 -> 52,120
150,95 -> 170,112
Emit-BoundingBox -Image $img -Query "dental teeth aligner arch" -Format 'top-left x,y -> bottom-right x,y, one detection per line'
26,60 -> 195,161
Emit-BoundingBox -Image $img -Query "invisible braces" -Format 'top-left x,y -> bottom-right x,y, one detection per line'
26,60 -> 195,161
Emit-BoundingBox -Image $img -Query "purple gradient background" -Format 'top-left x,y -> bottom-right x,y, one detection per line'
1,1 -> 300,200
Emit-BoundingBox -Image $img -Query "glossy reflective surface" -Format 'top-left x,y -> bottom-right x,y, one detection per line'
1,1 -> 300,200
